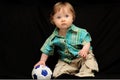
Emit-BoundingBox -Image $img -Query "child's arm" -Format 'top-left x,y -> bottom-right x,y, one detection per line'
78,42 -> 90,58
34,53 -> 48,67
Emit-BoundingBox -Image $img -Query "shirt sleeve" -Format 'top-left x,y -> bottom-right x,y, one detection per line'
81,29 -> 92,43
40,35 -> 54,56
84,32 -> 92,42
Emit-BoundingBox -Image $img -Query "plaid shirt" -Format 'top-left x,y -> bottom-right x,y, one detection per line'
40,24 -> 92,63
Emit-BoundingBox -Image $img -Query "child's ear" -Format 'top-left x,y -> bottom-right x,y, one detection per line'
51,20 -> 54,25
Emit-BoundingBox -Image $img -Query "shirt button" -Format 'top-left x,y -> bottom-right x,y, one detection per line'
65,49 -> 68,53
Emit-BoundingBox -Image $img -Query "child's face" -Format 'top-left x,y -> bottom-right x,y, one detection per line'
52,7 -> 73,30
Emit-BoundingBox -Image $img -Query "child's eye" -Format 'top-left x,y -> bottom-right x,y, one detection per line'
65,15 -> 69,18
56,16 -> 61,19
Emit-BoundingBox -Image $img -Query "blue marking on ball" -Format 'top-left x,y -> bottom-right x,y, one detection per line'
35,65 -> 40,69
41,69 -> 48,76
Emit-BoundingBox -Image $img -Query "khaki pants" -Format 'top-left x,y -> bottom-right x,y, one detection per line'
53,50 -> 99,78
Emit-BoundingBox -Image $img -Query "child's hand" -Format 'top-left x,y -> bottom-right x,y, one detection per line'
78,49 -> 88,58
34,60 -> 46,67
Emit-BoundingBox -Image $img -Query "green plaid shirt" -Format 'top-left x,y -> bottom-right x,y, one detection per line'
40,24 -> 92,63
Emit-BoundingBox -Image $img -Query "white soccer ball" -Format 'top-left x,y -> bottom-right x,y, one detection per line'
32,65 -> 52,80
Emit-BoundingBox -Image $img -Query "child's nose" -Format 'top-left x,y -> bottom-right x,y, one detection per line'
61,18 -> 65,22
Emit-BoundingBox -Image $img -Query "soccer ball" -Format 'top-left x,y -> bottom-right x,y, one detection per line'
32,65 -> 52,80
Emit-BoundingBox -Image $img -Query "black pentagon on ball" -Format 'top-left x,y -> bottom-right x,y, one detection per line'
33,74 -> 37,79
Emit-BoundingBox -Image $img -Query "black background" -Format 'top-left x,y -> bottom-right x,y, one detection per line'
0,0 -> 120,79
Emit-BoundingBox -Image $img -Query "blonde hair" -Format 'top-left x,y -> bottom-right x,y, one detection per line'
50,2 -> 76,24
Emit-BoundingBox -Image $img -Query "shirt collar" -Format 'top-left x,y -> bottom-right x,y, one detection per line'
68,24 -> 79,32
53,24 -> 79,35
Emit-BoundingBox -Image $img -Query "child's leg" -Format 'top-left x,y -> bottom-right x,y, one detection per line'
53,59 -> 78,78
75,62 -> 95,77
75,50 -> 99,77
